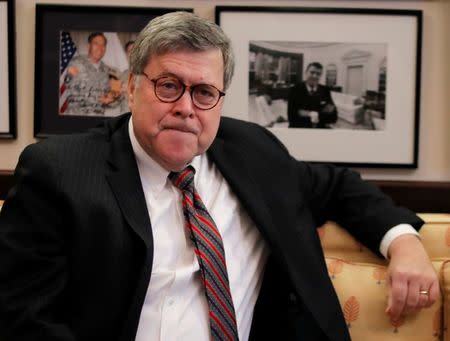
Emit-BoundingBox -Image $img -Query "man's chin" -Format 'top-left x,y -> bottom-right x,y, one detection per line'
161,155 -> 195,172
157,147 -> 198,172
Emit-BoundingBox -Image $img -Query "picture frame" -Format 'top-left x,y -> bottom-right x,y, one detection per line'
216,6 -> 422,168
0,0 -> 17,138
34,4 -> 193,137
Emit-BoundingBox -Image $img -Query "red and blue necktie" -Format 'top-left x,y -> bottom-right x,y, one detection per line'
169,166 -> 239,341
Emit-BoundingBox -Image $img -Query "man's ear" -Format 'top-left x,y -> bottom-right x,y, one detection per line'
128,73 -> 136,109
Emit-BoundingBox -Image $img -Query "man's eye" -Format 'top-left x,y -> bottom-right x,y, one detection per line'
196,87 -> 215,98
159,81 -> 178,90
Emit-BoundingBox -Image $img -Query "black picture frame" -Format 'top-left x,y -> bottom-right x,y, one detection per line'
34,4 -> 193,137
216,6 -> 422,168
0,0 -> 17,138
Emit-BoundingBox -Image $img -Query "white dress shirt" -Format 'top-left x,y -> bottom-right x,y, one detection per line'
128,119 -> 417,341
130,120 -> 269,341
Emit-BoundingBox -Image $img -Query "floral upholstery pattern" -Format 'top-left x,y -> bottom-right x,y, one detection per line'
320,214 -> 450,340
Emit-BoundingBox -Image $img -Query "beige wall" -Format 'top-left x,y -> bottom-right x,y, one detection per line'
1,0 -> 448,181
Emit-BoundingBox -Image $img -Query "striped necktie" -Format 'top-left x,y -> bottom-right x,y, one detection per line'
169,166 -> 239,341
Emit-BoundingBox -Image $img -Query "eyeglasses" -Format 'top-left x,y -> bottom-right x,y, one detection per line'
142,73 -> 225,110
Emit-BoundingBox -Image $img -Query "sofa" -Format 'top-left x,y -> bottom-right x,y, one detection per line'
319,213 -> 450,340
0,200 -> 448,340
330,91 -> 364,124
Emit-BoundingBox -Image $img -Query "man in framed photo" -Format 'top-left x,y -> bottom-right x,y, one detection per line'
119,40 -> 135,113
0,11 -> 438,341
287,62 -> 338,129
63,32 -> 121,116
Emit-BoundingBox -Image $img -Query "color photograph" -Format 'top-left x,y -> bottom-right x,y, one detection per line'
34,5 -> 192,136
59,31 -> 137,117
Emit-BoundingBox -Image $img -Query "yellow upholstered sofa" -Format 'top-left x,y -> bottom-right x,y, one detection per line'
0,200 -> 448,340
319,214 -> 450,340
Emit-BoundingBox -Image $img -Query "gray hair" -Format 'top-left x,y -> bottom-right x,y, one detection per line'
130,11 -> 235,90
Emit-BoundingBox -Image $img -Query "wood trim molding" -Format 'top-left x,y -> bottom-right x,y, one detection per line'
371,180 -> 450,213
0,170 -> 449,213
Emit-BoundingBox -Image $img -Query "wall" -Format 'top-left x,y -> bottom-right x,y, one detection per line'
0,0 -> 448,181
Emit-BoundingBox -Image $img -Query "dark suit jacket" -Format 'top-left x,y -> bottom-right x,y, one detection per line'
288,83 -> 338,128
0,114 -> 422,341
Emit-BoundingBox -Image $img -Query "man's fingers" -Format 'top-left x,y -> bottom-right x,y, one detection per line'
387,274 -> 408,321
416,286 -> 430,309
404,279 -> 420,314
426,281 -> 440,308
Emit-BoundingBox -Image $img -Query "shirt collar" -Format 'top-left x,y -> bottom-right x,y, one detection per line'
306,84 -> 317,93
128,117 -> 201,194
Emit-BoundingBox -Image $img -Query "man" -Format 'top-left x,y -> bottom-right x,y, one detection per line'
119,40 -> 135,113
288,62 -> 338,128
0,12 -> 438,341
63,32 -> 120,116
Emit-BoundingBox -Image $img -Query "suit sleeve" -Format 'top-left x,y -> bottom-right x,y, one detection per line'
318,87 -> 338,125
0,144 -> 77,340
298,161 -> 423,256
248,123 -> 422,256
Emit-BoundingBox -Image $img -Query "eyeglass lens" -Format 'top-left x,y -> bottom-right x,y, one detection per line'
154,76 -> 222,109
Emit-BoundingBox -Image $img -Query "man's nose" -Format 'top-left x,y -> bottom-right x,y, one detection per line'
172,90 -> 195,118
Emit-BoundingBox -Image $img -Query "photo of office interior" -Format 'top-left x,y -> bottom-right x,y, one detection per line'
249,41 -> 387,130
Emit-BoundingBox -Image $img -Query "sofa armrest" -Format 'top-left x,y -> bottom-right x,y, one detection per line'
319,214 -> 450,340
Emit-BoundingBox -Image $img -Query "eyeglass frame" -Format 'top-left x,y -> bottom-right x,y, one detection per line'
140,72 -> 226,110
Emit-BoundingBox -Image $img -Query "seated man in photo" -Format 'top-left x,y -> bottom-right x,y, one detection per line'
287,62 -> 338,128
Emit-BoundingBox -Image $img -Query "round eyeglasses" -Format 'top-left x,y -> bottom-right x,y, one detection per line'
142,73 -> 225,110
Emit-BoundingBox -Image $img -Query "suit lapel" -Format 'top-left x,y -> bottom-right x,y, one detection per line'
207,137 -> 288,267
105,119 -> 153,250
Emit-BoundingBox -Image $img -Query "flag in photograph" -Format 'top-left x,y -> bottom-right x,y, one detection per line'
59,31 -> 77,114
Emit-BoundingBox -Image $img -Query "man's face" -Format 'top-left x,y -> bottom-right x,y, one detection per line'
128,49 -> 224,171
305,65 -> 323,88
88,35 -> 107,63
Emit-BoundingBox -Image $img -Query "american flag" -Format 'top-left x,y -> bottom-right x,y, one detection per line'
59,31 -> 77,114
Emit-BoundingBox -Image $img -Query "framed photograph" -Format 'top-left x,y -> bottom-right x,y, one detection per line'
0,0 -> 16,138
34,5 -> 193,137
216,6 -> 422,168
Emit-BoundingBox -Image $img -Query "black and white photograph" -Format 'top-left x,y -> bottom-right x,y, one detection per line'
59,31 -> 138,117
216,7 -> 421,167
249,41 -> 387,131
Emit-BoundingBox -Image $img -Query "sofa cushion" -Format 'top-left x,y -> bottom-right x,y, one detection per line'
319,222 -> 385,265
325,257 -> 443,340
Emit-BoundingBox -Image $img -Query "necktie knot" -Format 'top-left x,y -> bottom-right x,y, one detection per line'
169,166 -> 195,192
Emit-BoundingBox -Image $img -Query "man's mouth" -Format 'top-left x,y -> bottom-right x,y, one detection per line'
164,125 -> 197,134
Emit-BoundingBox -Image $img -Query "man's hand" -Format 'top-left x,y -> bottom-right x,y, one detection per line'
386,234 -> 439,322
99,92 -> 119,105
67,66 -> 79,77
322,103 -> 336,113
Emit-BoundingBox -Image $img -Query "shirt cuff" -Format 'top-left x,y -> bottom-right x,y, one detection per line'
379,224 -> 421,259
